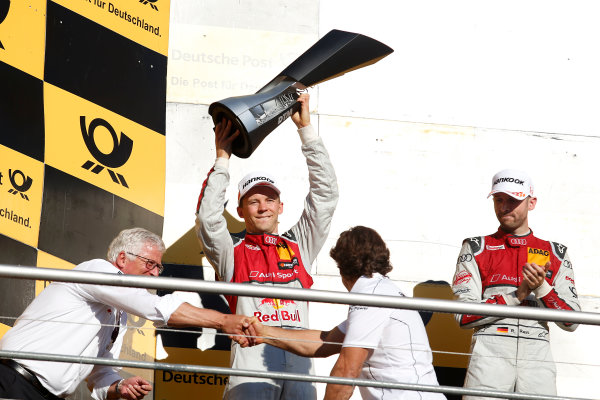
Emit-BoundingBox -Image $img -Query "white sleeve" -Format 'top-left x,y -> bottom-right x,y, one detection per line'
195,161 -> 236,282
297,124 -> 318,144
342,305 -> 389,349
76,283 -> 183,326
288,134 -> 339,272
88,364 -> 120,400
337,319 -> 348,334
87,313 -> 127,400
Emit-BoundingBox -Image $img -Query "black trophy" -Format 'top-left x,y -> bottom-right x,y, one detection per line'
208,29 -> 393,158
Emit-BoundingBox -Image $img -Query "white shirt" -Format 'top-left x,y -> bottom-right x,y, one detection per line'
337,273 -> 446,400
0,259 -> 184,399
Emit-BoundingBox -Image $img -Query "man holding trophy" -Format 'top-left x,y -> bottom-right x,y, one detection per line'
195,93 -> 339,399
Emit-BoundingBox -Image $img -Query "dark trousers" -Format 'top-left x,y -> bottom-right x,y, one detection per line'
0,363 -> 53,400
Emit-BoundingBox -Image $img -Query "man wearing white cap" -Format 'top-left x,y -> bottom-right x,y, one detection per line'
195,93 -> 339,400
451,169 -> 580,398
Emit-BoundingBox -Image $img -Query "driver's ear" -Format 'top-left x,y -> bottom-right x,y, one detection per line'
528,197 -> 537,211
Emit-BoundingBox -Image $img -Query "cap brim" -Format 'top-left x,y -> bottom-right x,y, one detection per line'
488,190 -> 528,200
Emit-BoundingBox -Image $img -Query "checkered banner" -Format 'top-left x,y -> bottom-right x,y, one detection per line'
0,0 -> 170,394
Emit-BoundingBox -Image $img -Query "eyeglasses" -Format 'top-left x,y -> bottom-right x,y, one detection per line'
126,252 -> 164,274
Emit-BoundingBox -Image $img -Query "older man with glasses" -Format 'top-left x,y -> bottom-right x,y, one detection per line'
0,227 -> 256,400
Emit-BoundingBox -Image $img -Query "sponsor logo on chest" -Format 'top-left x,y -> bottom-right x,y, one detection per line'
254,298 -> 302,323
264,235 -> 277,245
508,238 -> 527,246
527,247 -> 550,266
249,270 -> 299,280
489,273 -> 518,284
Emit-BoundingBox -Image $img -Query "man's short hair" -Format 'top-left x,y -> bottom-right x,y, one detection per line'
330,226 -> 393,279
107,227 -> 165,262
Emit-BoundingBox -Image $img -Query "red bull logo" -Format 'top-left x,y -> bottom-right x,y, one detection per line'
259,298 -> 295,310
255,298 -> 301,323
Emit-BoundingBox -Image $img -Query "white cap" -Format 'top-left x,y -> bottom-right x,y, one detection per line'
238,171 -> 280,205
488,169 -> 534,200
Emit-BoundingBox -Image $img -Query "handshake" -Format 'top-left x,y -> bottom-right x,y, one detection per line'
222,314 -> 268,348
222,312 -> 338,359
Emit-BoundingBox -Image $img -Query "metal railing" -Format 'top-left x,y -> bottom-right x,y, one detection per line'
0,264 -> 597,400
0,265 -> 596,324
0,349 -> 592,400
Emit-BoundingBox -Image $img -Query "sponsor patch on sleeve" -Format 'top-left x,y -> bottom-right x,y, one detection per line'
453,270 -> 472,286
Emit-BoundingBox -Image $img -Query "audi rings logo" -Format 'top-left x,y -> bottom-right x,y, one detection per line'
0,0 -> 10,50
80,116 -> 133,188
509,238 -> 527,246
139,0 -> 158,11
456,254 -> 473,264
7,169 -> 33,200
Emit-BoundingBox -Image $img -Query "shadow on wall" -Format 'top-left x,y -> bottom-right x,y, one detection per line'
414,281 -> 473,400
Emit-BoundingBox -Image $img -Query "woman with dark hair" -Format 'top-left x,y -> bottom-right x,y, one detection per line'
330,225 -> 393,285
248,226 -> 445,399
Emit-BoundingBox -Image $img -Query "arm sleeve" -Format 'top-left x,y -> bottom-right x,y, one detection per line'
452,240 -> 521,329
77,284 -> 184,326
194,158 -> 236,282
87,313 -> 127,400
288,126 -> 339,273
88,368 -> 120,400
536,250 -> 581,331
342,305 -> 389,349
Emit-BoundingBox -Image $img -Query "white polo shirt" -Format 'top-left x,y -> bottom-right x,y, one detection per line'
337,273 -> 446,400
0,259 -> 183,400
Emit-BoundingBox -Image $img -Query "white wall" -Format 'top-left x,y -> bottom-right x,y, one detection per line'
164,1 -> 600,397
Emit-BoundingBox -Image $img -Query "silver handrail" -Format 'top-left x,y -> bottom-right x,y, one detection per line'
0,264 -> 595,324
0,350 -> 591,400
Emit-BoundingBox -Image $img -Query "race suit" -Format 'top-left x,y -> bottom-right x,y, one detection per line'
452,229 -> 580,399
195,127 -> 338,400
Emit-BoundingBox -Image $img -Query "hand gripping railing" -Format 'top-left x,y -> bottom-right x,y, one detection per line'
0,264 -> 597,400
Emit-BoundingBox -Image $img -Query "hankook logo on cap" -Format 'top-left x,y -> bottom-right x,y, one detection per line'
243,176 -> 274,189
494,177 -> 524,185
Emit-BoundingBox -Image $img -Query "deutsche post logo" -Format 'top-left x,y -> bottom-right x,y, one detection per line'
139,0 -> 158,11
0,0 -> 10,50
7,169 -> 33,201
80,116 -> 133,188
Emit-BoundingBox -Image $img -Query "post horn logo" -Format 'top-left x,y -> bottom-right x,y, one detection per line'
0,0 -> 10,50
80,116 -> 133,188
8,169 -> 33,201
139,0 -> 158,11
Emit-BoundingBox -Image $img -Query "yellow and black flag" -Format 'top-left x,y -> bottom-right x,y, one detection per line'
0,0 -> 170,389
